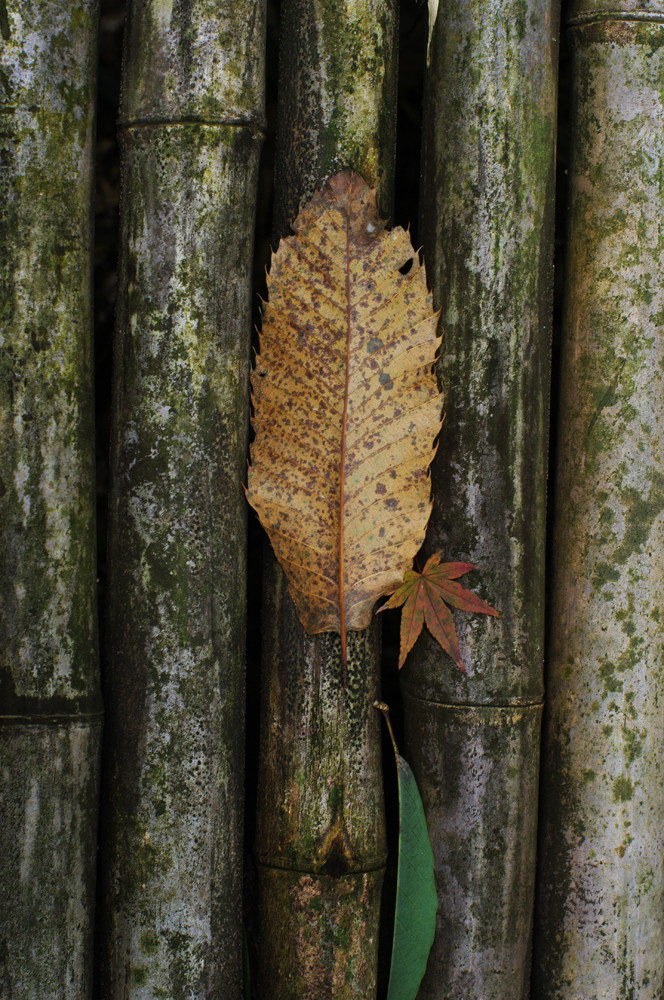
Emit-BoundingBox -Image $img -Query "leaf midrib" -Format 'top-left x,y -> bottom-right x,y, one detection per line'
337,186 -> 354,671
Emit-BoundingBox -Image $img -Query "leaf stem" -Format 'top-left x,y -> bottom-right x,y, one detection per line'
373,700 -> 398,756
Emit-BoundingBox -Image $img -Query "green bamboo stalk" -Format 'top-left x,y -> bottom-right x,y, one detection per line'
0,2 -> 101,997
532,4 -> 664,997
403,1 -> 558,996
97,2 -> 265,997
255,2 -> 398,996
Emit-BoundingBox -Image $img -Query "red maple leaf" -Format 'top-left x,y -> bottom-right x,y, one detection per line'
378,553 -> 500,672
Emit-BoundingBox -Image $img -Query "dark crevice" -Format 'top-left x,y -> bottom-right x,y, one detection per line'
375,3 -> 428,996
93,3 -> 124,996
243,3 -> 280,993
119,116 -> 267,132
0,0 -> 10,41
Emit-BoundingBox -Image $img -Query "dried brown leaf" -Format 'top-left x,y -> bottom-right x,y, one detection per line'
246,171 -> 442,661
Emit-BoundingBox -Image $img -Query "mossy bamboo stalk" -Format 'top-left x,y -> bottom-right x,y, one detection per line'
532,5 -> 664,997
0,3 -> 101,997
255,2 -> 397,996
98,2 -> 265,997
404,1 -> 558,996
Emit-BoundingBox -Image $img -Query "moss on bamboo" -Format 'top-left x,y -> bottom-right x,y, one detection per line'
406,0 -> 558,996
0,3 -> 101,997
0,0 -> 99,716
403,697 -> 542,998
120,0 -> 265,127
0,724 -> 101,997
100,123 -> 262,1000
274,0 -> 397,231
533,8 -> 664,998
257,557 -> 386,873
256,584 -> 386,998
413,0 -> 558,705
258,869 -> 383,1000
99,2 -> 265,996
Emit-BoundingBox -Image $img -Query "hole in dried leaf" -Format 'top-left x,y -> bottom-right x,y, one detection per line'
398,257 -> 414,275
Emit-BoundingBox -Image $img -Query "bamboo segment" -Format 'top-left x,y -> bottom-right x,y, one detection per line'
0,2 -> 101,996
98,3 -> 265,998
273,0 -> 398,231
257,560 -> 387,999
256,2 -> 397,995
258,868 -> 384,995
257,558 -> 385,998
406,0 -> 558,995
532,5 -> 664,998
401,697 -> 542,994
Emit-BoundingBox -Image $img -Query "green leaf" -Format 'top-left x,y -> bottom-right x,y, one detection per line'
379,705 -> 437,1000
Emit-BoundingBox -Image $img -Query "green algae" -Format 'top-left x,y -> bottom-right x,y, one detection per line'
612,776 -> 634,803
623,729 -> 643,764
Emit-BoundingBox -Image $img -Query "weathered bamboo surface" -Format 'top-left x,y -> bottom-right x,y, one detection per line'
532,3 -> 664,997
0,2 -> 101,997
255,1 -> 398,996
406,0 -> 558,996
273,0 -> 398,232
98,2 -> 265,997
257,559 -> 385,998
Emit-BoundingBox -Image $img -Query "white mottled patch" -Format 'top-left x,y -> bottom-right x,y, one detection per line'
14,459 -> 31,519
20,778 -> 40,884
54,650 -> 71,682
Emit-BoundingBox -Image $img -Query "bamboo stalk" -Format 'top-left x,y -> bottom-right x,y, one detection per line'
255,2 -> 398,996
532,4 -> 664,997
97,2 -> 265,997
0,2 -> 101,997
404,1 -> 559,996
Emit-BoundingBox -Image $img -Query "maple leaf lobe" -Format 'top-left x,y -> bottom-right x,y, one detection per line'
379,553 -> 499,672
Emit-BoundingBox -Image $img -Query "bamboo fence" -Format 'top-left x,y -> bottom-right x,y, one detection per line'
2,3 -> 663,999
